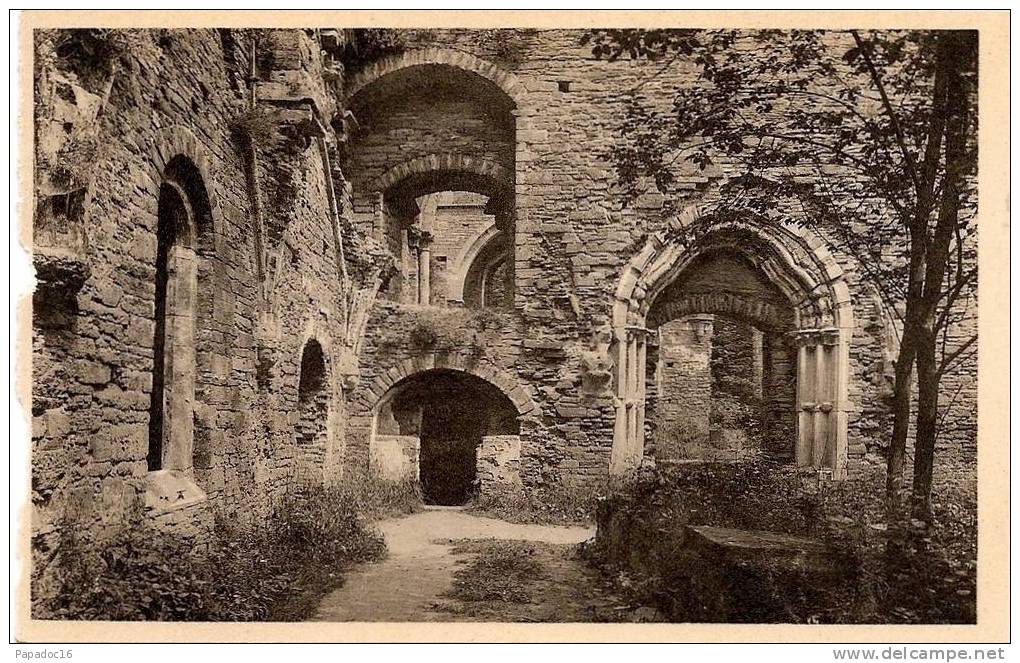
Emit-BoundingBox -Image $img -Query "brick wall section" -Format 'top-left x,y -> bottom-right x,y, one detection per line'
650,319 -> 714,460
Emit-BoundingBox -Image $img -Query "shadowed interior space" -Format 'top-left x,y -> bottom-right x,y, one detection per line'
375,369 -> 520,505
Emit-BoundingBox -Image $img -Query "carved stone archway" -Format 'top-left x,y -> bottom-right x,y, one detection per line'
610,206 -> 855,478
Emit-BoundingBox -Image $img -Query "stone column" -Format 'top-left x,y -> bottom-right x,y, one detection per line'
795,342 -> 814,466
751,327 -> 765,399
406,227 -> 433,305
791,327 -> 843,473
610,324 -> 654,474
399,227 -> 412,303
372,191 -> 386,242
418,243 -> 431,305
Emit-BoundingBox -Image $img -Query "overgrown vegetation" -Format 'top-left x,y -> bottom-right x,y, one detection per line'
228,106 -> 281,151
445,539 -> 546,604
378,305 -> 505,357
589,459 -> 976,623
35,28 -> 160,92
228,105 -> 307,236
334,472 -> 424,520
45,133 -> 103,192
32,483 -> 387,621
336,29 -> 408,72
438,538 -> 639,622
469,481 -> 607,526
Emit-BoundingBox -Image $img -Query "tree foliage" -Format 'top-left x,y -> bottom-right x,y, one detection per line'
583,28 -> 978,514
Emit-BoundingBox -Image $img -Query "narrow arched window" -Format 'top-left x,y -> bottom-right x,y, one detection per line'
147,156 -> 210,473
296,339 -> 328,446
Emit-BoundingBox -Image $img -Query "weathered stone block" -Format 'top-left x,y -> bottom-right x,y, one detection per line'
370,434 -> 420,482
477,434 -> 522,493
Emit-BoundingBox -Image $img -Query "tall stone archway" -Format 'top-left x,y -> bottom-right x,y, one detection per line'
343,47 -> 526,107
345,52 -> 519,308
611,207 -> 854,478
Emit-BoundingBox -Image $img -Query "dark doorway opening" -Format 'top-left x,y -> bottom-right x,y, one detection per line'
378,369 -> 519,505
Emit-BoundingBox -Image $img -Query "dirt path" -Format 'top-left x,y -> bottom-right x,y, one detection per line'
311,508 -> 624,622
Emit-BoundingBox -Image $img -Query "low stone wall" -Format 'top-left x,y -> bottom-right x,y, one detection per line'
595,494 -> 843,622
477,434 -> 523,494
369,435 -> 420,482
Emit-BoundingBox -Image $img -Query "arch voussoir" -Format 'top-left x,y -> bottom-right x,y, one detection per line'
360,354 -> 534,417
344,48 -> 524,107
371,153 -> 513,199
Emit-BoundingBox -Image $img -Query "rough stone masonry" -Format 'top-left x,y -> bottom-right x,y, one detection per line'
31,28 -> 976,544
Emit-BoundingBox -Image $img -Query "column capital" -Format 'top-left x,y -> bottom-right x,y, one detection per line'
624,325 -> 655,337
789,326 -> 840,346
406,226 -> 433,251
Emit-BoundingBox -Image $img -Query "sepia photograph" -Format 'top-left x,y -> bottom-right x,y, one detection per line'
11,8 -> 1010,647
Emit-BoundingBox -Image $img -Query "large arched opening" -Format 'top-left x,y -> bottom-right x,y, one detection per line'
345,51 -> 518,309
371,368 -> 521,505
611,211 -> 854,478
644,250 -> 798,463
458,222 -> 511,310
370,162 -> 514,309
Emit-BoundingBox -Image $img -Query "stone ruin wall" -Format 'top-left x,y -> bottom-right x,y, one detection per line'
367,28 -> 976,474
31,29 -> 366,549
30,28 -> 978,545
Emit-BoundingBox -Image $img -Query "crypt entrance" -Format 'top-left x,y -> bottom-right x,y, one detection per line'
371,368 -> 520,505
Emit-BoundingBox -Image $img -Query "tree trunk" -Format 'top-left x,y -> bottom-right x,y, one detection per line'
912,324 -> 939,520
886,320 -> 916,512
909,30 -> 975,518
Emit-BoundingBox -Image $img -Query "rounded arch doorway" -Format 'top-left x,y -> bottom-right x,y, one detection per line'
372,368 -> 520,505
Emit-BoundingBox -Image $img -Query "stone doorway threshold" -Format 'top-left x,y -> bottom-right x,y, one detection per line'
423,504 -> 467,511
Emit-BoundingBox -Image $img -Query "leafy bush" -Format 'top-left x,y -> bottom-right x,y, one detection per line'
379,305 -> 504,356
589,459 -> 977,623
32,483 -> 386,621
629,459 -> 819,535
32,522 -> 213,621
469,481 -> 607,526
47,133 -> 103,192
331,472 -> 424,520
338,29 -> 407,71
